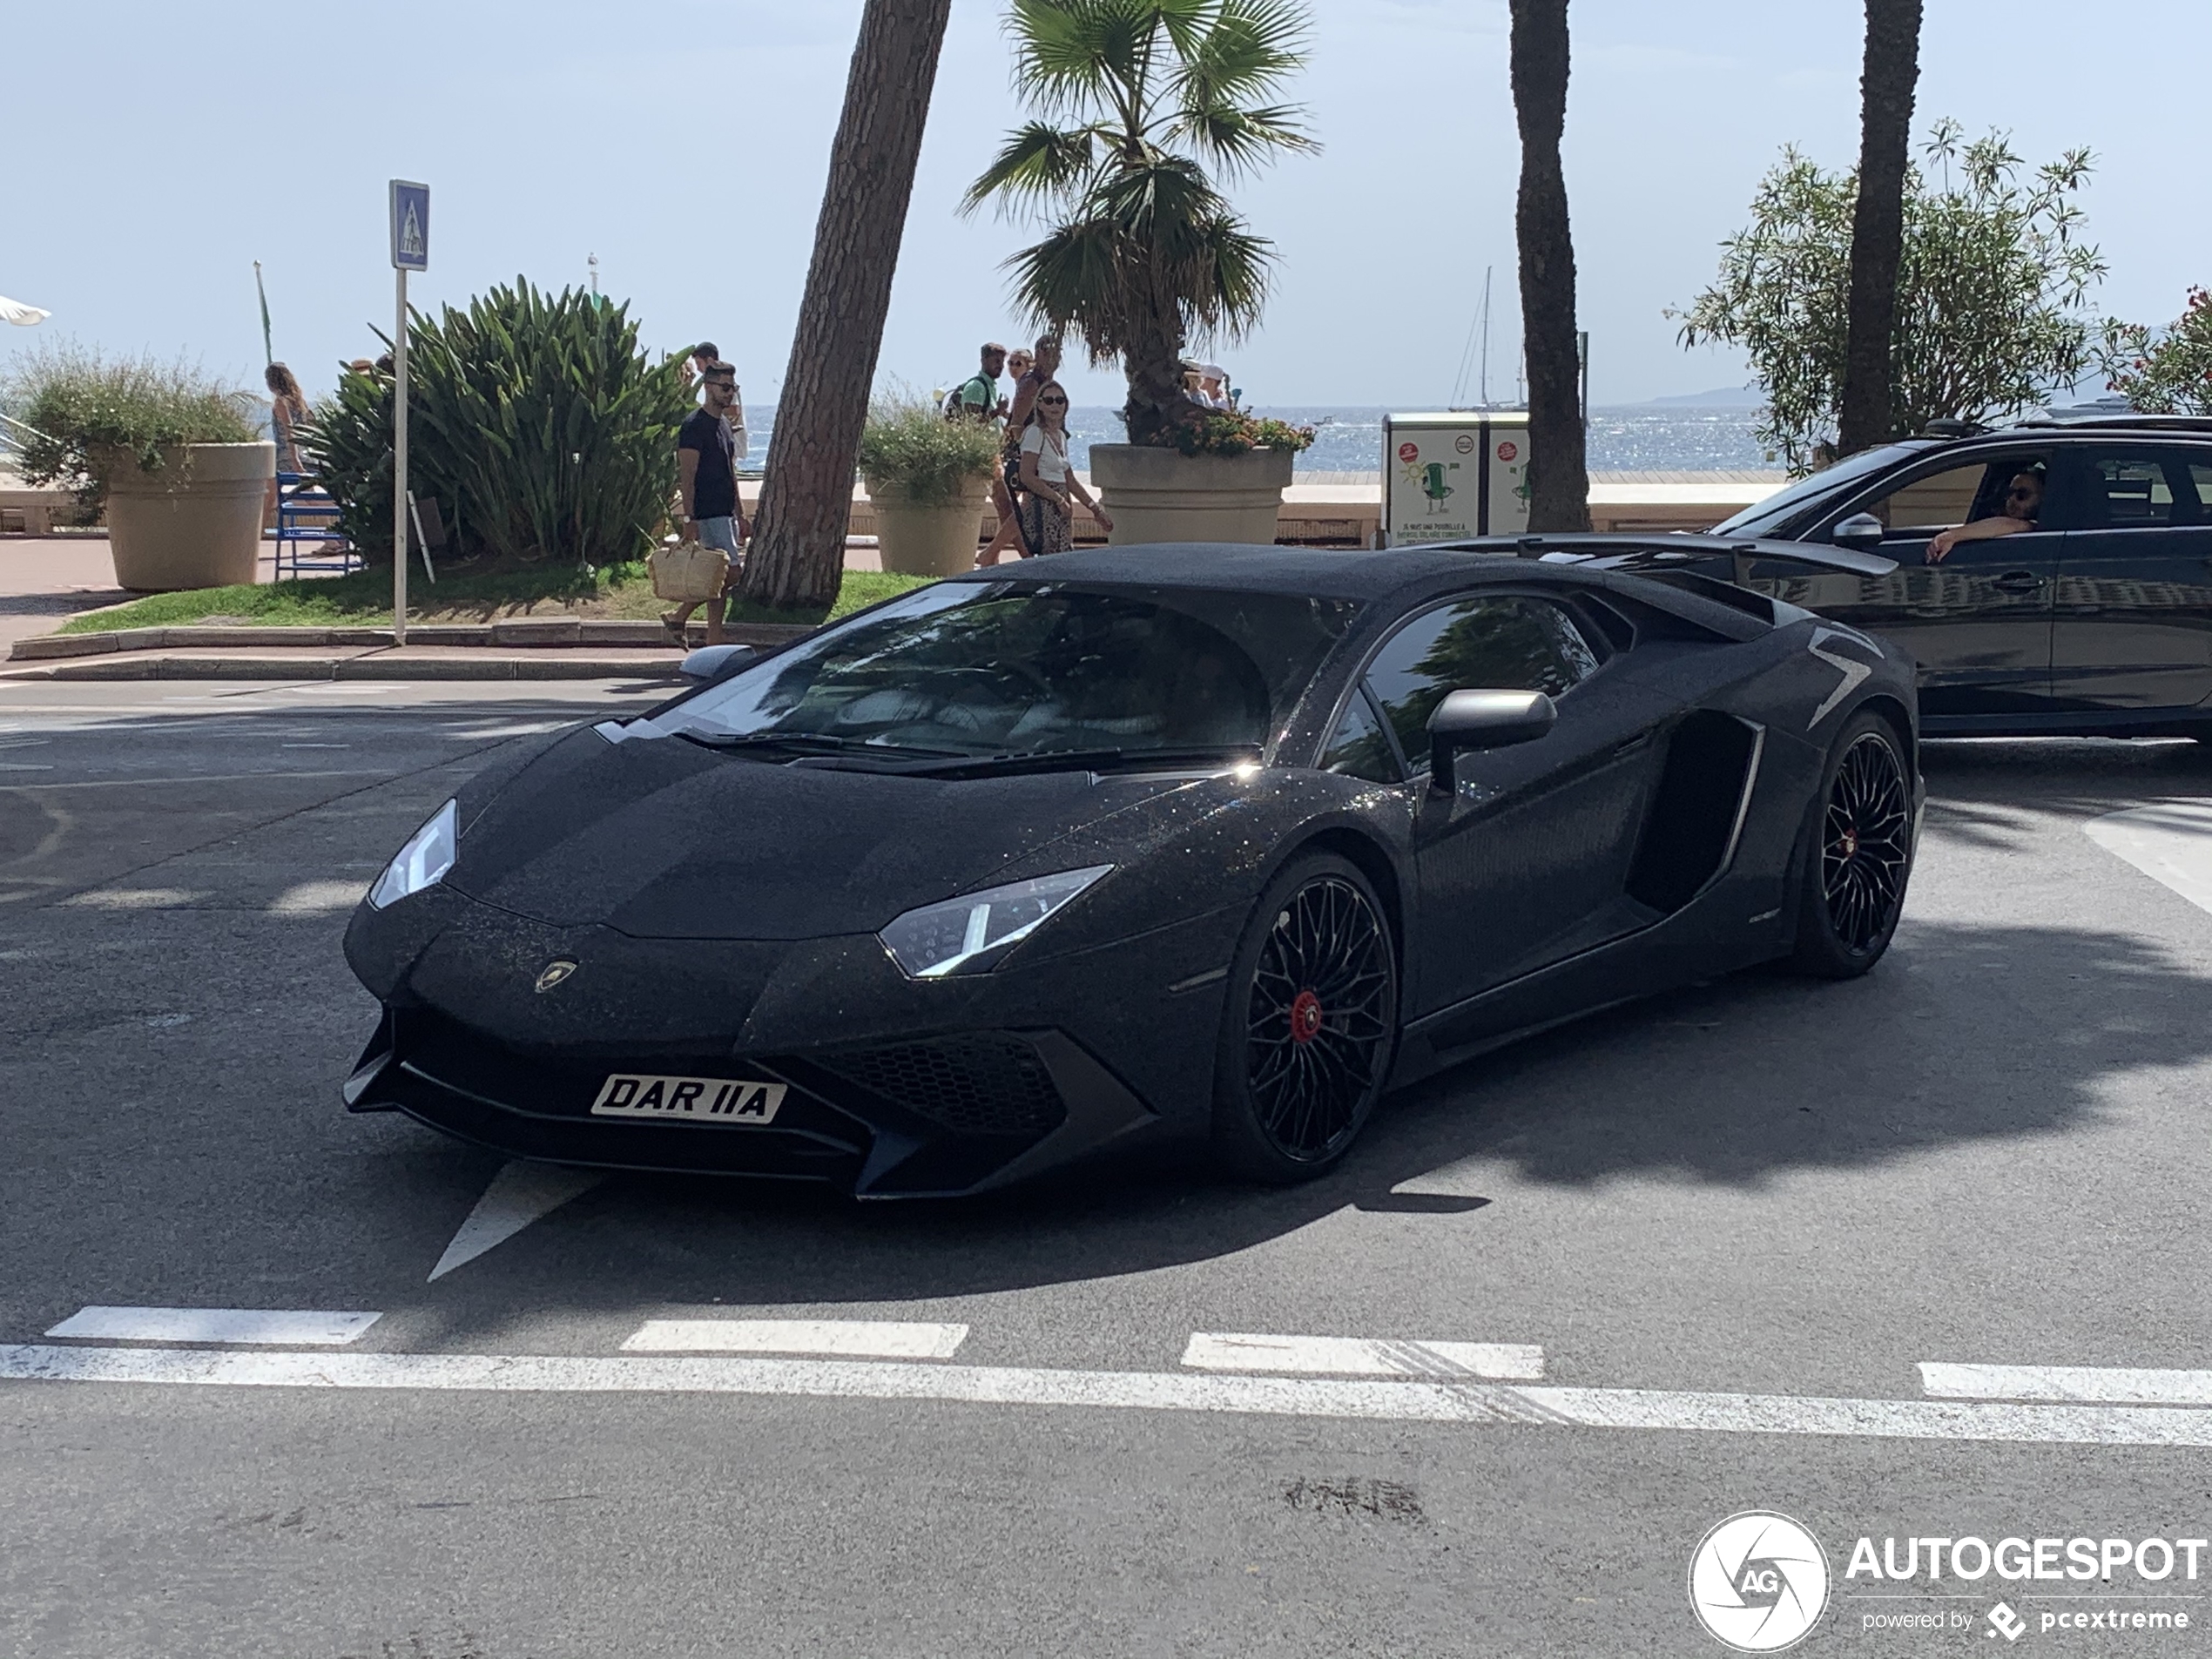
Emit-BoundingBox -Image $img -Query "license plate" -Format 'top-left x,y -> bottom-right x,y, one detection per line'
590,1073 -> 786,1125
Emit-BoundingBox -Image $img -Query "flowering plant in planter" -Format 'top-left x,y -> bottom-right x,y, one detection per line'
1159,411 -> 1317,460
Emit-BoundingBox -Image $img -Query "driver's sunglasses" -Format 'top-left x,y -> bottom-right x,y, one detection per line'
2008,486 -> 2037,500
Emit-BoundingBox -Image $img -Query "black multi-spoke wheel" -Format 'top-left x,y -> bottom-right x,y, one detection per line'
1791,711 -> 1914,978
1213,854 -> 1399,1181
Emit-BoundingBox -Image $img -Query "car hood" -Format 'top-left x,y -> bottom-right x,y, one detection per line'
445,726 -> 1212,940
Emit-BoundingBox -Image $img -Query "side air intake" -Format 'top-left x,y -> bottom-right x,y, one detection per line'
1625,712 -> 1764,914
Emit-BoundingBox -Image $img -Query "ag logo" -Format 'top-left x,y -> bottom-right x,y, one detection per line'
534,959 -> 579,994
1688,1512 -> 1829,1652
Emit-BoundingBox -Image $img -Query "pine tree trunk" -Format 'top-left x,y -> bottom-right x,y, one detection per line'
1509,0 -> 1589,534
738,0 -> 954,611
1838,0 -> 1924,456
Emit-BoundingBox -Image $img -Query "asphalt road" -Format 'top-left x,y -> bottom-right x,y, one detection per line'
7,679 -> 2212,1657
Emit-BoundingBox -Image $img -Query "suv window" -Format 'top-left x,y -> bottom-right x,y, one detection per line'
1853,454 -> 2052,536
1364,596 -> 1597,771
2078,453 -> 2178,528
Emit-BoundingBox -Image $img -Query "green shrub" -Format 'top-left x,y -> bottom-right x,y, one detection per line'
856,392 -> 1003,505
305,280 -> 692,570
3,342 -> 261,514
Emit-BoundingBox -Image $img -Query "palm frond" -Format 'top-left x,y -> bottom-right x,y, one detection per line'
1165,98 -> 1317,178
1008,0 -> 1153,122
960,122 -> 1103,218
1175,0 -> 1312,109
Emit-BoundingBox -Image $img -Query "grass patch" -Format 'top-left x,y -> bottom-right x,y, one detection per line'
60,564 -> 931,634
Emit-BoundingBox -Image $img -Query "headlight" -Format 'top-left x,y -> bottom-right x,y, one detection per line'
878,866 -> 1114,980
368,799 -> 458,909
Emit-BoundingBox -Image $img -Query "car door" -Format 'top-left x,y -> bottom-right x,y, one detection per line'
1740,449 -> 2062,719
1353,591 -> 1663,1015
2048,445 -> 2212,715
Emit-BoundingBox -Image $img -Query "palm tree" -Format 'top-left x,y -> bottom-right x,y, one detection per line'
965,0 -> 1317,446
739,0 -> 954,612
1837,0 -> 1925,456
1509,0 -> 1589,532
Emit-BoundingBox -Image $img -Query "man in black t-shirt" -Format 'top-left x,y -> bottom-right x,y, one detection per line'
668,361 -> 745,644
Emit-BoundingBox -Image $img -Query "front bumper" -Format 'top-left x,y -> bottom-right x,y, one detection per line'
346,1005 -> 1157,1197
342,889 -> 1240,1197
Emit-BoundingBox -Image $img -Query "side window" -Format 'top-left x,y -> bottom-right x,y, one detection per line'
2188,461 -> 2212,523
1364,597 -> 1597,771
1865,462 -> 1990,532
2078,453 -> 2177,529
1318,691 -> 1400,784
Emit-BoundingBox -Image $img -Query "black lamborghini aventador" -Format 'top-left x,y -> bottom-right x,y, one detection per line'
342,538 -> 1921,1197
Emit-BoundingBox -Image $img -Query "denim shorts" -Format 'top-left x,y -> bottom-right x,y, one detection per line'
695,516 -> 741,555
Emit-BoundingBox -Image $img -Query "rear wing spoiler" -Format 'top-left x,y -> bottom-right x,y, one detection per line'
1414,534 -> 1899,583
1568,542 -> 1898,581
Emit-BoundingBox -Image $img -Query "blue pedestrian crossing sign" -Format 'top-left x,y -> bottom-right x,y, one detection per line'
389,180 -> 430,271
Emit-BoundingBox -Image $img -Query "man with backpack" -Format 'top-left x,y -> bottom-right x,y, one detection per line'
946,342 -> 1008,423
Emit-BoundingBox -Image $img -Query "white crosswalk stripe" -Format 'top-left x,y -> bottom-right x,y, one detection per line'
623,1318 -> 968,1359
44,1307 -> 383,1346
1182,1332 -> 1544,1380
1922,1362 -> 2212,1406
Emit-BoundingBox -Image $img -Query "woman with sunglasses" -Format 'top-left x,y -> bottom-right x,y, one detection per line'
981,337 -> 1060,565
1015,381 -> 1111,557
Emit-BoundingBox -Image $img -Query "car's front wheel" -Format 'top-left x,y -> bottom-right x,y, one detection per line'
1211,853 -> 1399,1183
1789,711 -> 1914,979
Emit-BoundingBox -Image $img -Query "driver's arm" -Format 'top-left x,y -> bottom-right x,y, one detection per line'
1927,514 -> 2032,563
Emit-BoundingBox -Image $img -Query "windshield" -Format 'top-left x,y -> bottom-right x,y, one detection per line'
1710,442 -> 1935,537
656,581 -> 1361,761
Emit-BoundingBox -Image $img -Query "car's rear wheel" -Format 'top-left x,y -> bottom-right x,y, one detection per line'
1789,711 -> 1913,979
1211,853 -> 1399,1183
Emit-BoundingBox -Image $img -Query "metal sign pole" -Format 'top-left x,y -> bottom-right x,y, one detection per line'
386,178 -> 428,648
394,266 -> 409,645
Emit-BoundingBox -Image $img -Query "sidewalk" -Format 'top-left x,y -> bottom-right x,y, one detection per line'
0,537 -> 132,656
0,535 -> 840,682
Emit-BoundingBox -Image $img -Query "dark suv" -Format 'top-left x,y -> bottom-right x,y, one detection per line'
1701,414 -> 2212,738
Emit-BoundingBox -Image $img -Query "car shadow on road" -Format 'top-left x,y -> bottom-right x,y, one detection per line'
381,906 -> 2212,1337
1920,736 -> 2212,852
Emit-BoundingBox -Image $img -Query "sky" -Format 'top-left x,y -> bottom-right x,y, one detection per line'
3,0 -> 2206,413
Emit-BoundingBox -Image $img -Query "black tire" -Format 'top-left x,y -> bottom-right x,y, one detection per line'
1211,853 -> 1399,1183
1788,711 -> 1914,979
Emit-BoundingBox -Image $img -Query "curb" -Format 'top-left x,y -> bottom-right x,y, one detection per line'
2,655 -> 694,683
8,619 -> 813,663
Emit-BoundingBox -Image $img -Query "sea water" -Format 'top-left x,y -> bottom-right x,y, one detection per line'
739,404 -> 1774,478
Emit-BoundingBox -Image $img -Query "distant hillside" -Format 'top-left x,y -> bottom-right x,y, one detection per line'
1642,386 -> 1765,408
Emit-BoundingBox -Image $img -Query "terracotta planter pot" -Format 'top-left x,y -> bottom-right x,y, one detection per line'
866,474 -> 995,577
1087,444 -> 1294,547
101,442 -> 276,591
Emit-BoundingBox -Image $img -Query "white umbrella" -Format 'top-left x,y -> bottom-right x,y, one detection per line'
0,294 -> 51,327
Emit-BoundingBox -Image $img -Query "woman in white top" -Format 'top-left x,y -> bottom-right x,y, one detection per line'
1015,381 -> 1111,556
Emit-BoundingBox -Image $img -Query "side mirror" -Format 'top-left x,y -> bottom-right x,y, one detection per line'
1831,512 -> 1885,550
1427,688 -> 1557,792
679,644 -> 758,682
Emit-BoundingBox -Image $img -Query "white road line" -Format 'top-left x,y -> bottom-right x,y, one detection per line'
43,1308 -> 382,1347
1923,1362 -> 2212,1406
14,1345 -> 2212,1446
1183,1332 -> 1543,1381
429,1161 -> 606,1281
2084,800 -> 2212,916
623,1319 -> 968,1359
